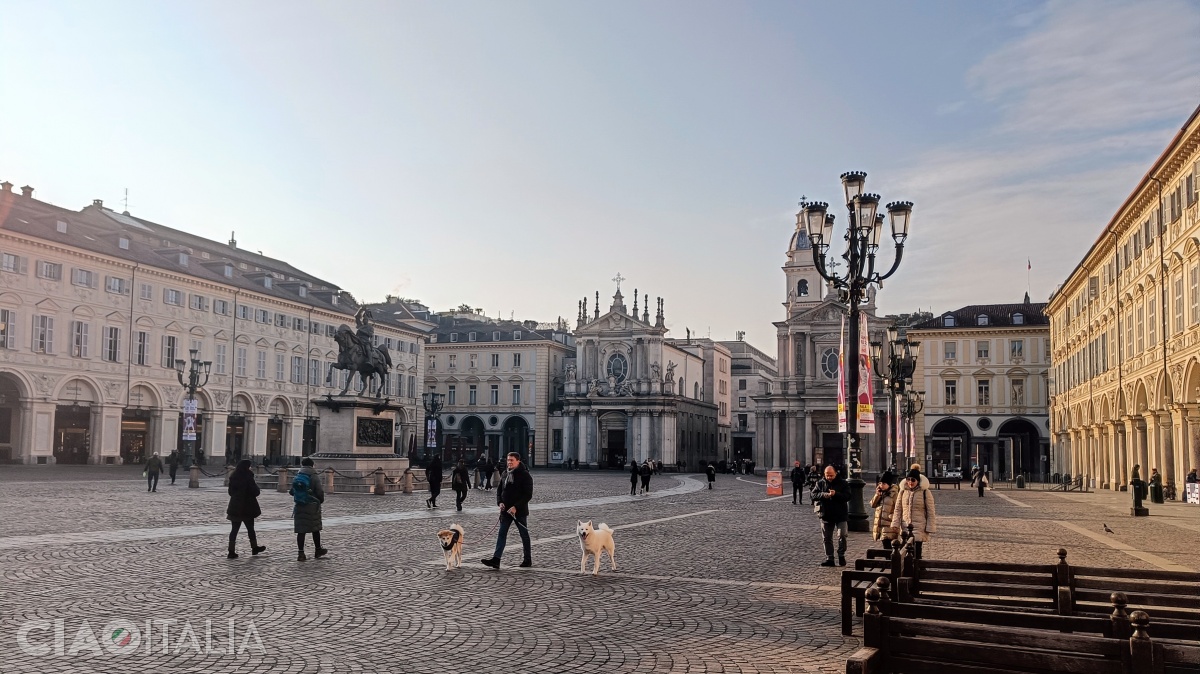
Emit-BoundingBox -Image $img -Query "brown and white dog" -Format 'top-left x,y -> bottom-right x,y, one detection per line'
437,524 -> 465,570
577,520 -> 616,575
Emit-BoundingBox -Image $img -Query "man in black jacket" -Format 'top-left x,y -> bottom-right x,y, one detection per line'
790,460 -> 806,505
482,452 -> 534,569
811,465 -> 851,567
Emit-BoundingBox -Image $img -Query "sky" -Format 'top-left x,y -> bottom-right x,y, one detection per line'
3,0 -> 1200,352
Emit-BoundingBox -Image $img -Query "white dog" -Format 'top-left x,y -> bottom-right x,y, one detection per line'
437,524 -> 465,570
577,520 -> 617,575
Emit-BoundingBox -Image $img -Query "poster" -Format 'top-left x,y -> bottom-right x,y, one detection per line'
837,316 -> 846,432
1187,483 -> 1199,504
766,470 -> 783,496
856,313 -> 875,433
181,397 -> 197,441
425,418 -> 438,449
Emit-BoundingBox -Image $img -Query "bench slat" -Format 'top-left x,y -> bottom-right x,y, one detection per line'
1074,577 -> 1200,597
1074,566 -> 1200,582
920,581 -> 1057,599
889,618 -> 1124,655
1076,589 -> 1200,610
885,635 -> 1126,674
1075,603 -> 1200,625
918,560 -> 1055,573
889,603 -> 1113,635
888,655 -> 1054,674
923,569 -> 1056,586
913,595 -> 1056,610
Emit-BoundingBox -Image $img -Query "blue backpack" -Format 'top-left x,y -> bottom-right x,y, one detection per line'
291,472 -> 314,505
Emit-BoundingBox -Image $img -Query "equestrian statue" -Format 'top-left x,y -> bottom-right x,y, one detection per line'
326,307 -> 392,397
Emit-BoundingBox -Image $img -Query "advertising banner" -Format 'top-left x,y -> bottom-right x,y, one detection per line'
425,418 -> 438,449
856,313 -> 875,433
837,315 -> 846,432
766,470 -> 783,496
181,397 -> 198,441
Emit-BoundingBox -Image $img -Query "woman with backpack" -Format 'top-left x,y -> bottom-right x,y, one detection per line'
289,457 -> 326,561
452,460 -> 470,512
639,460 -> 652,494
226,459 -> 266,559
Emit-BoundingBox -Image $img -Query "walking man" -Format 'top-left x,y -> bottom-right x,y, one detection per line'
481,452 -> 533,569
812,465 -> 851,567
145,452 -> 163,492
791,460 -> 806,505
705,462 -> 716,489
166,450 -> 180,485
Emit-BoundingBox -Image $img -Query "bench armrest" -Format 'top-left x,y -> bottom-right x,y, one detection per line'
846,646 -> 881,674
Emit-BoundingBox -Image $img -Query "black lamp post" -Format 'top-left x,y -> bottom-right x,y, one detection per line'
174,348 -> 212,467
900,389 -> 925,471
806,171 -> 913,532
421,392 -> 444,465
871,327 -> 921,473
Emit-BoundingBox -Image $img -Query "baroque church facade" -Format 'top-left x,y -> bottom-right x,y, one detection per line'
754,210 -> 890,472
562,286 -> 718,470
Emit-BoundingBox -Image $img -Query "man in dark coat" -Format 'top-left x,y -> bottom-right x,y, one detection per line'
452,460 -> 471,512
166,450 -> 181,485
425,455 -> 443,509
791,460 -> 806,505
145,453 -> 163,492
629,459 -> 639,495
705,462 -> 716,489
811,465 -> 851,567
226,459 -> 266,558
639,460 -> 652,494
481,452 -> 533,569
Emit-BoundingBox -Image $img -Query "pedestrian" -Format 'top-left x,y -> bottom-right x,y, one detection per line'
891,468 -> 936,560
166,450 -> 180,485
812,465 -> 851,567
481,452 -> 533,569
971,465 -> 988,497
145,452 -> 163,492
452,460 -> 470,512
791,460 -> 806,505
426,454 -> 443,509
473,456 -> 484,490
1149,467 -> 1164,504
639,460 -> 652,494
706,462 -> 716,489
1187,468 -> 1198,483
485,457 -> 495,490
870,471 -> 899,551
226,459 -> 266,559
629,459 -> 639,496
290,457 -> 327,561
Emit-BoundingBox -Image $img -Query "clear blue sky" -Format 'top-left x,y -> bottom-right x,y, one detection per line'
3,0 -> 1199,350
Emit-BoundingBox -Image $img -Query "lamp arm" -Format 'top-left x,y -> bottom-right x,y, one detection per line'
875,244 -> 906,283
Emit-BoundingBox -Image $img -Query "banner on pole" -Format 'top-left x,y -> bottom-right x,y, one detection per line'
182,397 -> 198,441
837,315 -> 847,432
856,313 -> 875,433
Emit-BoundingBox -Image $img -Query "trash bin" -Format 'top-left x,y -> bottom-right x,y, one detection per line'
1016,475 -> 1025,489
1149,480 -> 1164,504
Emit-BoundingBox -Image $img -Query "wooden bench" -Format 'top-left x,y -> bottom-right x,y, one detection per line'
847,586 -> 1173,674
842,540 -> 914,635
928,476 -> 961,489
897,552 -> 1063,613
1067,566 -> 1200,627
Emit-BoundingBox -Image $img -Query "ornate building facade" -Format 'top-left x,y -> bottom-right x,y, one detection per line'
561,285 -> 718,470
754,209 -> 890,471
0,182 -> 429,465
1048,103 -> 1200,491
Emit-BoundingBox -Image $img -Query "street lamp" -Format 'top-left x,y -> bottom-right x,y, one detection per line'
420,392 -> 444,465
174,348 -> 212,467
871,330 -> 921,472
900,389 -> 925,470
807,171 -> 913,532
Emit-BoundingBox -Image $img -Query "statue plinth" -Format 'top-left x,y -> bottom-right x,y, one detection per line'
309,395 -> 409,475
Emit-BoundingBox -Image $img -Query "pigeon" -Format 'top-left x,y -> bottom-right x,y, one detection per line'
1102,523 -> 1114,534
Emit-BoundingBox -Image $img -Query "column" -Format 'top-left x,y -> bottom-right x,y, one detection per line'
20,400 -> 57,463
1187,406 -> 1200,481
564,412 -> 577,463
1142,412 -> 1159,478
1105,423 -> 1119,490
1157,411 -> 1175,486
205,413 -> 227,463
284,417 -> 305,461
804,411 -> 814,467
156,408 -> 179,459
248,414 -> 268,460
661,412 -> 676,466
91,403 -> 123,464
1170,406 -> 1187,488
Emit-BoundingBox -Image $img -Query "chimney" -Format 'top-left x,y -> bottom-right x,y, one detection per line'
92,199 -> 103,208
20,185 -> 33,198
0,181 -> 12,193
229,231 -> 237,248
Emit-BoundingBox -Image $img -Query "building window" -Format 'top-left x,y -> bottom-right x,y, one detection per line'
255,350 -> 266,379
512,385 -> 521,405
450,333 -> 458,343
164,289 -> 183,306
0,309 -> 13,349
944,379 -> 957,406
1012,313 -> 1024,325
161,335 -> 179,368
255,309 -> 270,324
943,315 -> 955,327
469,332 -> 477,342
275,313 -> 287,328
215,343 -> 227,374
449,354 -> 457,370
976,314 -> 988,326
469,354 -> 478,369
798,279 -> 809,297
36,261 -> 62,281
1,253 -> 22,273
1191,265 -> 1199,326
1010,339 -> 1025,360
820,347 -> 838,378
189,294 -> 205,311
428,355 -> 436,371
976,340 -> 989,360
944,341 -> 956,361
490,353 -> 500,368
514,331 -> 522,340
468,384 -> 477,405
105,276 -> 127,294
32,315 -> 55,353
135,331 -> 150,365
237,304 -> 251,320
275,353 -> 285,381
739,396 -> 747,407
493,331 -> 500,341
139,283 -> 153,301
69,320 -> 90,358
1148,298 -> 1157,346
99,326 -> 120,362
739,379 -> 747,390
291,356 -> 305,384
71,268 -> 96,288
1012,378 -> 1026,406
1175,276 -> 1185,335
490,384 -> 499,405
513,353 -> 522,368
236,347 -> 247,377
448,385 -> 456,406
213,299 -> 229,316
977,379 -> 990,406
307,359 -> 319,385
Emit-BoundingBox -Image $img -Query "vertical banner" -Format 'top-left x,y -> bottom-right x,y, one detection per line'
425,418 -> 438,448
182,397 -> 198,441
856,313 -> 875,433
837,316 -> 847,432
766,470 -> 783,496
907,409 -> 915,464
889,394 -> 899,458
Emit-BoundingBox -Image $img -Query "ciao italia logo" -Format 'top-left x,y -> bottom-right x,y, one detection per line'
16,618 -> 265,657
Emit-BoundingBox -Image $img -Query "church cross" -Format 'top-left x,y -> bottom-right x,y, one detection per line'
612,272 -> 625,291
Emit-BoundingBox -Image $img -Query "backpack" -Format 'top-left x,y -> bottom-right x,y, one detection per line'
640,464 -> 650,477
291,472 -> 314,505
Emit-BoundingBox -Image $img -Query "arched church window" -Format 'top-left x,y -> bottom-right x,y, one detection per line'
820,347 -> 839,379
798,280 -> 809,297
694,382 -> 700,400
606,353 -> 628,383
678,377 -> 684,393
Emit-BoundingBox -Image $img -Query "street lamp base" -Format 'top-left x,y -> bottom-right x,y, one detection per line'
846,478 -> 870,532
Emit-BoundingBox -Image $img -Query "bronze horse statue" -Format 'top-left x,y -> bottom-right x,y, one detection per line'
327,324 -> 392,397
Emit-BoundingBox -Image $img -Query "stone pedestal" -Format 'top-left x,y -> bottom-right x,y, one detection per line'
310,396 -> 409,475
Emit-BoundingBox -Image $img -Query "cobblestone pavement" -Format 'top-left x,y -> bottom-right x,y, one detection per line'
0,468 -> 1197,673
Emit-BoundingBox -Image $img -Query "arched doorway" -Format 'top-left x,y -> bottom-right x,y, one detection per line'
225,394 -> 254,464
55,379 -> 99,464
266,398 -> 289,465
0,373 -> 25,463
998,418 -> 1043,481
502,416 -> 530,463
929,418 -> 972,477
459,415 -> 486,463
122,384 -> 160,465
598,412 -> 627,468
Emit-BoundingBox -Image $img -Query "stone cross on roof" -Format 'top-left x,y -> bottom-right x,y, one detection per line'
612,272 -> 625,292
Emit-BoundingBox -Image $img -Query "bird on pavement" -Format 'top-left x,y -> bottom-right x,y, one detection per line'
1102,523 -> 1114,534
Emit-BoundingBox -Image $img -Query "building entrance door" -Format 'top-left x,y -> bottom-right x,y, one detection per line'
54,405 -> 92,464
604,430 -> 626,468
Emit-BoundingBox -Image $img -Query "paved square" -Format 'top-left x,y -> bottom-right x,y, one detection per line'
1,467 -> 1197,673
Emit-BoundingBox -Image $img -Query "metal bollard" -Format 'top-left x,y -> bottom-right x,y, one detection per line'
223,465 -> 234,487
325,467 -> 335,494
277,466 -> 290,492
188,464 -> 200,488
402,468 -> 414,494
374,468 -> 386,496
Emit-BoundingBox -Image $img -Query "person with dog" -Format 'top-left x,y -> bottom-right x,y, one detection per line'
290,457 -> 327,561
226,459 -> 267,558
791,460 -> 806,505
812,465 -> 851,567
452,460 -> 470,512
425,454 -> 443,509
891,467 -> 936,560
639,460 -> 652,494
869,471 -> 899,550
629,459 -> 639,495
481,452 -> 533,569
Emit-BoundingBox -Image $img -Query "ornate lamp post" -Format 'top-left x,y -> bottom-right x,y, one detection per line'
871,328 -> 921,472
806,171 -> 913,532
420,392 -> 444,465
900,389 -> 925,470
173,348 -> 212,467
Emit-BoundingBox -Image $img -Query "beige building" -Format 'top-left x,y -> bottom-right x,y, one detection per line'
670,337 -> 733,457
909,299 -> 1050,479
1047,103 -> 1200,491
720,338 -> 777,464
421,308 -> 574,467
0,182 -> 428,465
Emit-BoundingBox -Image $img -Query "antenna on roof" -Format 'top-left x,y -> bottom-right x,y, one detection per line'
122,188 -> 131,214
229,231 -> 237,248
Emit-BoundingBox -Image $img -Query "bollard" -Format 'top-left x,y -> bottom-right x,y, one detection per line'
223,465 -> 234,487
402,468 -> 414,494
325,467 -> 336,494
374,468 -> 386,496
1016,475 -> 1025,489
188,464 -> 200,488
277,466 -> 290,492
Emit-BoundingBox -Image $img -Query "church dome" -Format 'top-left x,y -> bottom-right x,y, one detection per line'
789,226 -> 812,251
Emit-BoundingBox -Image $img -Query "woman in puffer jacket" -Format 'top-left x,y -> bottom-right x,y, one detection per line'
891,468 -> 937,559
869,471 -> 899,550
